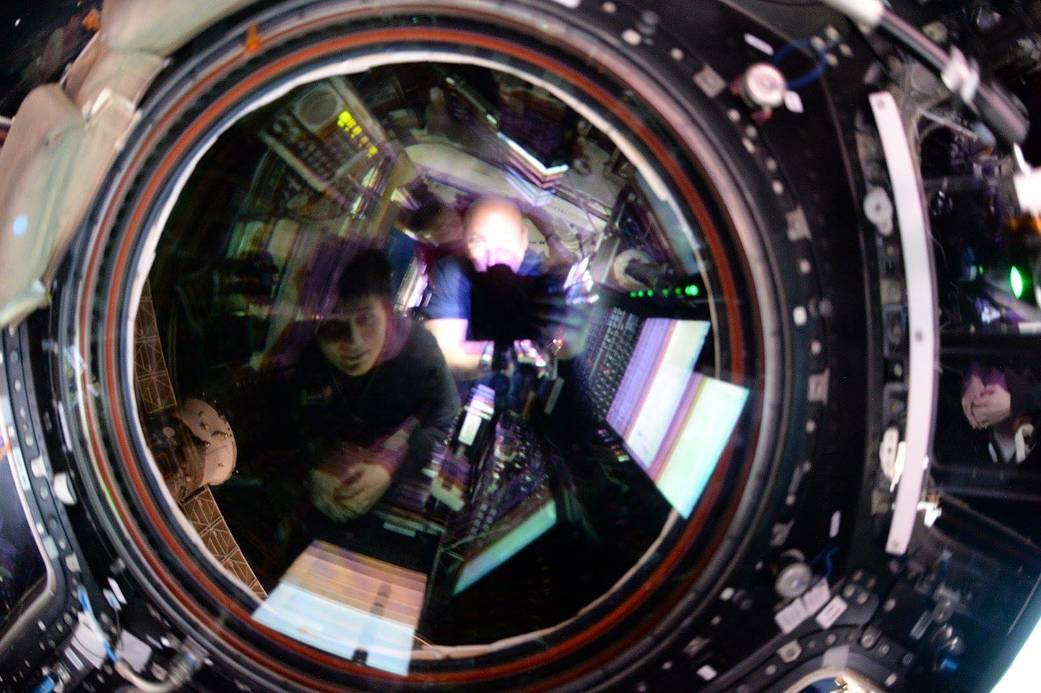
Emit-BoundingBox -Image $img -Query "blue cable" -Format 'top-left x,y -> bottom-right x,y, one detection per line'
77,586 -> 119,662
772,39 -> 814,65
773,39 -> 829,91
809,545 -> 839,579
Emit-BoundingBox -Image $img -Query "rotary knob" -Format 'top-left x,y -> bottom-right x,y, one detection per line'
774,550 -> 813,599
739,63 -> 787,110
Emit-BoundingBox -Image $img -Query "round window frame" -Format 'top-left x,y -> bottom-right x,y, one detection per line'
62,3 -> 796,688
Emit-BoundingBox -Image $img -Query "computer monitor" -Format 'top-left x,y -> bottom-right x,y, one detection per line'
453,494 -> 556,595
254,542 -> 427,675
606,319 -> 748,517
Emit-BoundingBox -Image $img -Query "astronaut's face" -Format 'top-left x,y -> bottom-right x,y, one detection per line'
465,203 -> 528,273
316,295 -> 388,376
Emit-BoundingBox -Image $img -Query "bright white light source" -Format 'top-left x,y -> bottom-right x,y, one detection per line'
993,611 -> 1041,693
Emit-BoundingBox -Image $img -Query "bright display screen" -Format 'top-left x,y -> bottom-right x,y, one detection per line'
254,542 -> 426,675
607,319 -> 748,517
454,499 -> 557,594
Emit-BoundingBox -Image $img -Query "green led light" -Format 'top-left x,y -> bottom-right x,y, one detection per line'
684,284 -> 700,297
1010,266 -> 1026,299
647,290 -> 654,297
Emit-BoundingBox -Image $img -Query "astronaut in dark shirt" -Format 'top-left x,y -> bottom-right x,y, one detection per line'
221,248 -> 460,525
292,248 -> 461,520
202,249 -> 458,582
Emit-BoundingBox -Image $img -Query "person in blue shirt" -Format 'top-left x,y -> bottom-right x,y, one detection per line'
422,197 -> 543,379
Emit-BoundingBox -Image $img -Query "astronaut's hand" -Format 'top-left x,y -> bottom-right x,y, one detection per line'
311,467 -> 357,522
332,463 -> 392,518
973,384 -> 1012,429
962,374 -> 985,428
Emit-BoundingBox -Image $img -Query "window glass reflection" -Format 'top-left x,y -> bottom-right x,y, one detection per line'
134,59 -> 752,665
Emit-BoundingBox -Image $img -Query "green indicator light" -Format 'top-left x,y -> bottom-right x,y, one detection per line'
637,290 -> 645,298
1010,266 -> 1026,299
629,291 -> 637,298
647,290 -> 654,297
685,284 -> 700,297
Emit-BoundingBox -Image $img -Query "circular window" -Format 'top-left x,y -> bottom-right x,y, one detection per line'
72,4 -> 795,688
